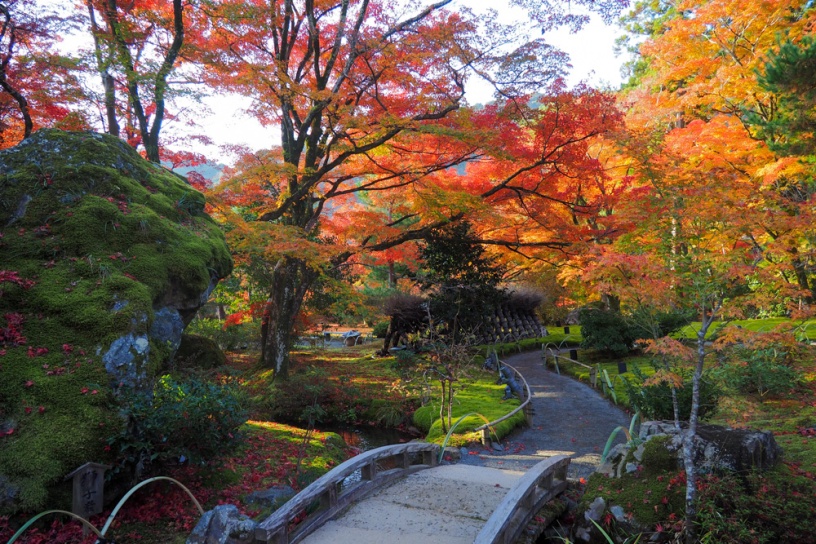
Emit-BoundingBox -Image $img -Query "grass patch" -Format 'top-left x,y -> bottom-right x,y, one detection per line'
674,318 -> 816,340
543,349 -> 655,409
413,366 -> 527,446
541,325 -> 583,347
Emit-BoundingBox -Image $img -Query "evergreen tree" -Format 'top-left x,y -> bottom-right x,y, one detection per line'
418,221 -> 506,343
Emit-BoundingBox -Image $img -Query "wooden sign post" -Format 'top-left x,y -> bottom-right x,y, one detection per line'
66,462 -> 109,534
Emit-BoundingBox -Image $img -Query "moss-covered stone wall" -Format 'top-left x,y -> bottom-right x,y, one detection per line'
0,129 -> 232,514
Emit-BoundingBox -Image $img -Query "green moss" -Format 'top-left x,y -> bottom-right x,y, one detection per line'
0,130 -> 232,515
581,469 -> 686,529
412,367 -> 528,445
640,436 -> 679,474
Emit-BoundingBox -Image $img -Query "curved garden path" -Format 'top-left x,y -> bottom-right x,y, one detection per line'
456,350 -> 632,478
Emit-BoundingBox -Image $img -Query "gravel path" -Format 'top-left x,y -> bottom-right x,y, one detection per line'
455,350 -> 632,479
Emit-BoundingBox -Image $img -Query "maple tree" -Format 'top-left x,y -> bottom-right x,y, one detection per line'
203,0 -> 628,379
624,0 -> 816,299
0,0 -> 90,147
585,0 -> 816,538
580,118 -> 765,541
84,0 -> 189,162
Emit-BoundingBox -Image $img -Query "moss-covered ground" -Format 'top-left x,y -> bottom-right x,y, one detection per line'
0,361 -> 352,543
412,369 -> 527,446
0,130 -> 231,518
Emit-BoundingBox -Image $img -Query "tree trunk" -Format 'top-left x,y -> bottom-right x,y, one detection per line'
104,0 -> 183,163
86,0 -> 119,136
388,260 -> 396,289
0,75 -> 31,138
790,251 -> 814,303
259,258 -> 316,379
380,320 -> 398,356
682,302 -> 717,544
0,6 -> 33,140
602,293 -> 620,312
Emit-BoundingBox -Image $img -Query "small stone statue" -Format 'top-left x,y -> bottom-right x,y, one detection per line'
498,364 -> 522,400
483,350 -> 499,371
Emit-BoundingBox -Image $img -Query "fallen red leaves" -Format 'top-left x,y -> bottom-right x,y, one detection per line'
0,421 -> 353,543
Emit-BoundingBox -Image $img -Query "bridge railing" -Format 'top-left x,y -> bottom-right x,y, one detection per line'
474,361 -> 533,445
474,454 -> 571,544
254,441 -> 440,544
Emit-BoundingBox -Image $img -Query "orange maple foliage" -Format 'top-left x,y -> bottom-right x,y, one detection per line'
0,0 -> 91,147
201,0 -> 628,377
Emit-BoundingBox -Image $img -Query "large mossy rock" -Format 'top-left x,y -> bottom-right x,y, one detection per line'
639,420 -> 783,473
0,129 -> 232,514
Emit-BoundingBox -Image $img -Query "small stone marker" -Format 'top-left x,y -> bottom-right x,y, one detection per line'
66,462 -> 109,520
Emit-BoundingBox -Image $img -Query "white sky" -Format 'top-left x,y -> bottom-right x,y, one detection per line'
177,11 -> 629,164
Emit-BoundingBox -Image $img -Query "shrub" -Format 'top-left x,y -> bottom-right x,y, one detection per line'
263,366 -> 366,426
109,375 -> 248,470
390,349 -> 422,375
185,317 -> 260,350
622,365 -> 720,421
173,333 -> 227,369
579,308 -> 637,356
629,307 -> 694,339
719,346 -> 802,398
372,321 -> 390,338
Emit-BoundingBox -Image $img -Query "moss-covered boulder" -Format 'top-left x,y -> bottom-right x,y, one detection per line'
174,333 -> 227,370
0,129 -> 232,514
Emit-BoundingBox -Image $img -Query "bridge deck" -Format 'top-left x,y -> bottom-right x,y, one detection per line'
301,464 -> 523,544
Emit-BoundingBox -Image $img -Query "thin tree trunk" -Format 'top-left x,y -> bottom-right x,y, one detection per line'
103,0 -> 183,163
602,293 -> 621,312
260,258 -> 316,379
388,260 -> 396,289
86,0 -> 119,136
439,379 -> 447,433
0,75 -> 30,138
790,251 -> 814,303
682,302 -> 717,544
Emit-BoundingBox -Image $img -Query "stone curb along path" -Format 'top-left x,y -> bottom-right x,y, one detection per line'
455,351 -> 632,479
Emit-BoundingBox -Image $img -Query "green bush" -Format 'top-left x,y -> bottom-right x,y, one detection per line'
109,375 -> 248,469
173,333 -> 227,369
622,365 -> 720,421
719,346 -> 802,398
186,317 -> 260,350
389,349 -> 423,375
579,308 -> 637,356
629,307 -> 694,339
372,321 -> 390,338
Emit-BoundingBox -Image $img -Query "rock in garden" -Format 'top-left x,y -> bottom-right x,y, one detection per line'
639,420 -> 782,472
187,504 -> 257,544
245,485 -> 296,509
0,129 -> 232,515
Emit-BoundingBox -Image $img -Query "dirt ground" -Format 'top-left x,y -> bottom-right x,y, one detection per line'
455,350 -> 633,479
